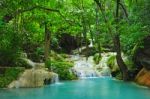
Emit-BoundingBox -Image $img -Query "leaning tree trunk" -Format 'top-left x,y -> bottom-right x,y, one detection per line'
113,35 -> 129,81
44,22 -> 51,61
115,0 -> 129,81
94,0 -> 129,81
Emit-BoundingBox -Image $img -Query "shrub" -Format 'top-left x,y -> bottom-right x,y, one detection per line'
107,55 -> 120,78
45,60 -> 77,80
50,51 -> 65,62
107,55 -> 116,70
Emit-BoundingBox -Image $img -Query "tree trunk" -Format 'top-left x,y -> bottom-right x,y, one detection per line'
94,0 -> 129,81
113,35 -> 129,81
95,4 -> 101,59
44,22 -> 51,61
115,0 -> 129,81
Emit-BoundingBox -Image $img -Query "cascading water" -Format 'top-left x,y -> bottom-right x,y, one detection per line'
71,52 -> 115,79
96,53 -> 116,76
51,74 -> 60,84
71,55 -> 97,78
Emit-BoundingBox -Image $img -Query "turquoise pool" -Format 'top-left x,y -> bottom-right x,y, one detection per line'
0,77 -> 150,99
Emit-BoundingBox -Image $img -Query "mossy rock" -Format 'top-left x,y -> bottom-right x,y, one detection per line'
80,47 -> 97,56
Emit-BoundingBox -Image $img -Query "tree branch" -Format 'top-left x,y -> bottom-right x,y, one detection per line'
3,6 -> 59,23
94,0 -> 113,37
119,2 -> 129,20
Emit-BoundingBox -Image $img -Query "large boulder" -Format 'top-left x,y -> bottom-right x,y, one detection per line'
8,68 -> 58,88
134,36 -> 150,85
135,68 -> 150,87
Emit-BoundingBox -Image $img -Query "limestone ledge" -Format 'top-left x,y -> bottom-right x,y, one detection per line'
8,68 -> 57,88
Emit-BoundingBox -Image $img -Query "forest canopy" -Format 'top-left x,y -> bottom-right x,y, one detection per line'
0,0 -> 150,81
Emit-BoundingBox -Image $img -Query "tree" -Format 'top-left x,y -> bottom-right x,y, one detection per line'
94,0 -> 129,81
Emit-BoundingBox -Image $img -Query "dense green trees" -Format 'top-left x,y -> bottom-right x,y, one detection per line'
0,0 -> 149,80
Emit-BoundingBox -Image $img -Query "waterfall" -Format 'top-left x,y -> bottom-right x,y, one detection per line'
71,55 -> 99,79
51,74 -> 62,85
71,52 -> 115,79
54,74 -> 59,83
96,53 -> 116,76
89,39 -> 93,47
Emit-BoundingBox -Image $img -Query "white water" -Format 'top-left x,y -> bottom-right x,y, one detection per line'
96,53 -> 116,76
71,52 -> 115,79
50,74 -> 64,86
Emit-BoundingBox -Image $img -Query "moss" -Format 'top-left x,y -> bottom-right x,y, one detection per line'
93,53 -> 102,64
107,55 -> 116,70
45,60 -> 77,80
0,68 -> 24,88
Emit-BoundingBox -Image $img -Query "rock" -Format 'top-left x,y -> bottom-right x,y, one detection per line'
21,58 -> 45,69
34,63 -> 45,69
8,68 -> 58,88
80,47 -> 97,56
135,68 -> 150,87
134,36 -> 150,70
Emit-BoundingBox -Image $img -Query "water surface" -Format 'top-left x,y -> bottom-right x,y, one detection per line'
0,78 -> 150,99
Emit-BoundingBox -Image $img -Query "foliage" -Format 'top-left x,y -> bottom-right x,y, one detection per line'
50,51 -> 65,62
0,0 -> 150,81
107,55 -> 117,70
93,53 -> 102,64
0,68 -> 24,88
0,49 -> 20,66
124,57 -> 135,70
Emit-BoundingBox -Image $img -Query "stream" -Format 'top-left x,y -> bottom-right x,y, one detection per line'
0,77 -> 150,99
